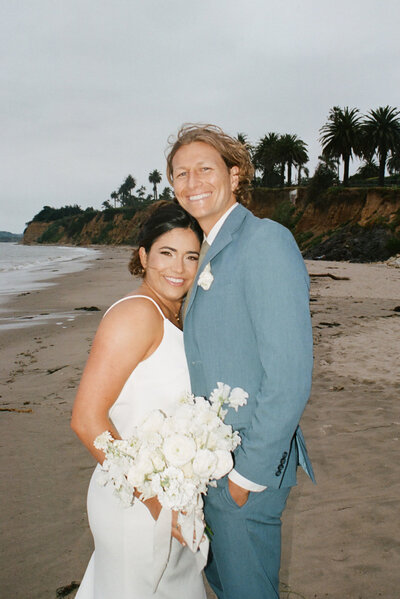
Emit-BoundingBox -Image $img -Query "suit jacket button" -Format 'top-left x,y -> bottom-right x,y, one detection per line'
280,458 -> 285,465
283,451 -> 288,457
275,470 -> 280,476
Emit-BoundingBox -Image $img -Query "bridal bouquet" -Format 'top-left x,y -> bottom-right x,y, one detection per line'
94,382 -> 248,513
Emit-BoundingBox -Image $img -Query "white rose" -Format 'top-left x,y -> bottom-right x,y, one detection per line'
163,434 -> 197,467
213,450 -> 233,479
181,460 -> 194,478
141,409 -> 166,432
192,449 -> 217,479
126,448 -> 155,487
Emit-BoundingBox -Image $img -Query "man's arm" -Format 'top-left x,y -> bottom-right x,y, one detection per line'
233,222 -> 313,488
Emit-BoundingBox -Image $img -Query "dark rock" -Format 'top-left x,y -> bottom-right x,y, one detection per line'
74,306 -> 101,311
394,306 -> 400,312
56,581 -> 80,597
304,224 -> 397,263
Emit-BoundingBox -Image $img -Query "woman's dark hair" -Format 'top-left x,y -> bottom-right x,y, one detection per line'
129,201 -> 203,277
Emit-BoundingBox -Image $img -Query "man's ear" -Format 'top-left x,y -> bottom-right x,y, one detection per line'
139,246 -> 147,270
231,166 -> 239,191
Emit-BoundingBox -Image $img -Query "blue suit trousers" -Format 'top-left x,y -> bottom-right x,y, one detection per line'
204,478 -> 290,599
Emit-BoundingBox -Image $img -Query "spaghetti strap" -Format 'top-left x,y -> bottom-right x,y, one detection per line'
103,295 -> 165,319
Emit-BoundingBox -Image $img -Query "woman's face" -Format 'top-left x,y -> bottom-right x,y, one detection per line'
139,227 -> 200,302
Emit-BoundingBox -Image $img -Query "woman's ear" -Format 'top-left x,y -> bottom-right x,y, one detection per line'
139,246 -> 147,270
230,166 -> 239,191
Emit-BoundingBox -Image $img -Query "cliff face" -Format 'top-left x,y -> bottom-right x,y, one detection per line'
23,189 -> 400,262
294,189 -> 400,235
23,222 -> 50,244
23,208 -> 151,247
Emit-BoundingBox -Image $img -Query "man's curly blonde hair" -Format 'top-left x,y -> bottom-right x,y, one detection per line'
166,124 -> 254,205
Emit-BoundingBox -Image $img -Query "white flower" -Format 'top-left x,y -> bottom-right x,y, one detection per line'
94,430 -> 113,451
192,449 -> 217,479
210,382 -> 231,406
163,434 -> 197,467
141,410 -> 166,432
213,450 -> 234,479
197,263 -> 214,290
93,380 -> 248,513
228,387 -> 249,411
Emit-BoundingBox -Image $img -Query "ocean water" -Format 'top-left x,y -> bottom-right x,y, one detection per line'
0,243 -> 100,301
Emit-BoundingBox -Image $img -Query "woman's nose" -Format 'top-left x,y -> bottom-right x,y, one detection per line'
173,257 -> 185,273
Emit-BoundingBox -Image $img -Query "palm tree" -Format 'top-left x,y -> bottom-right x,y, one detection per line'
319,106 -> 362,185
118,175 -> 136,206
236,133 -> 253,156
159,186 -> 174,201
294,139 -> 309,185
356,159 -> 379,179
362,106 -> 400,185
148,170 -> 162,200
278,134 -> 308,186
110,191 -> 118,208
253,133 -> 281,186
388,149 -> 400,175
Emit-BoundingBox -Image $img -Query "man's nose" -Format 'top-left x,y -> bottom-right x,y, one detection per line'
186,170 -> 200,190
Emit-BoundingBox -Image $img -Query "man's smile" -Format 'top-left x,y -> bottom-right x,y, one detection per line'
188,192 -> 212,202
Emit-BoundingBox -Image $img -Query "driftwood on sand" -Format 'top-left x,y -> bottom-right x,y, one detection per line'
309,273 -> 350,280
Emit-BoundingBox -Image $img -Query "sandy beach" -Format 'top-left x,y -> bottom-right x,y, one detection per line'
1,248 -> 399,599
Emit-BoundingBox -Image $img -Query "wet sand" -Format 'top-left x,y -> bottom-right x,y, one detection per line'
0,249 -> 399,598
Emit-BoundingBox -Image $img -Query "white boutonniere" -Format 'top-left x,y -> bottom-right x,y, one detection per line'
197,263 -> 214,290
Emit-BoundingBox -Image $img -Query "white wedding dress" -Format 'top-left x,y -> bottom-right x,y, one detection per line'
76,295 -> 206,599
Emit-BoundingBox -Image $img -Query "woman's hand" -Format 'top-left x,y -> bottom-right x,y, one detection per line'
171,510 -> 186,546
140,493 -> 186,546
141,494 -> 163,521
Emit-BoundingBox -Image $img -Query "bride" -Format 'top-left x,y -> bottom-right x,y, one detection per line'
71,202 -> 206,599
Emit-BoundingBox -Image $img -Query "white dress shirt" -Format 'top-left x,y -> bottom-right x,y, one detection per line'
205,203 -> 266,493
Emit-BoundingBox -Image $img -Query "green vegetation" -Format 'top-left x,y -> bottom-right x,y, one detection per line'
386,235 -> 400,254
271,200 -> 301,230
37,223 -> 64,243
31,204 -> 83,223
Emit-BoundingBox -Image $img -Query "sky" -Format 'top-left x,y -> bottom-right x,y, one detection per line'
1,0 -> 400,233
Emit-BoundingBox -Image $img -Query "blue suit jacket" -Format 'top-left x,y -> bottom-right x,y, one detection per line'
184,204 -> 315,488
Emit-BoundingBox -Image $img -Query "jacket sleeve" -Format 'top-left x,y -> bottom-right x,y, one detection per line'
232,222 -> 313,487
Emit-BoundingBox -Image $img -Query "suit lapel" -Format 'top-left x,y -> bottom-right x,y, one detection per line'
184,204 -> 249,320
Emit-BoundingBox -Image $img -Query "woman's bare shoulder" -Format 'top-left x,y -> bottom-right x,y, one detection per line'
93,294 -> 163,356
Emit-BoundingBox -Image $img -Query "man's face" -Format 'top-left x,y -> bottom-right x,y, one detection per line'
171,141 -> 239,235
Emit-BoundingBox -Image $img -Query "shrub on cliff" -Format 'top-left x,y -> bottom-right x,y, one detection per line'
30,205 -> 83,223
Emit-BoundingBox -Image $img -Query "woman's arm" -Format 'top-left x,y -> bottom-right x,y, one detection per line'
71,297 -> 187,543
71,297 -> 163,464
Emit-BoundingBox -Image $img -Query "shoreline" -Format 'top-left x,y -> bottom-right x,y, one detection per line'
0,244 -> 101,316
1,249 -> 399,598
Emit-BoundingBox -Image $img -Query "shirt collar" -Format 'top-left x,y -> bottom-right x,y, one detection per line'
205,203 -> 238,245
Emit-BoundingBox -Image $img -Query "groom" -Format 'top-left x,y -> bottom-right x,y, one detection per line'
166,124 -> 315,599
